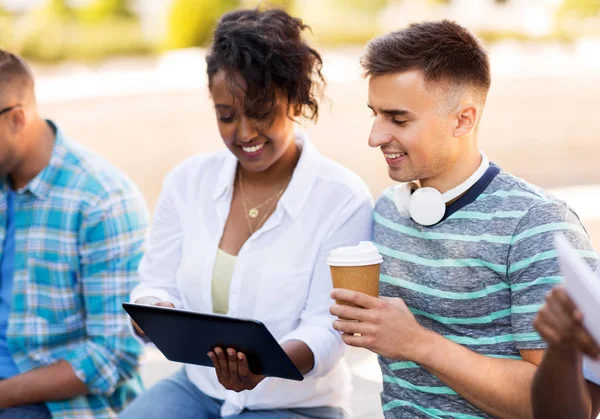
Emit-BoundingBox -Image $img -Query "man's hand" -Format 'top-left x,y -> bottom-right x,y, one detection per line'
533,286 -> 600,359
131,297 -> 175,336
208,348 -> 265,392
330,288 -> 427,360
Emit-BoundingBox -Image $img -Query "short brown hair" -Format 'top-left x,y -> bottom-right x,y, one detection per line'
0,50 -> 34,104
361,20 -> 490,95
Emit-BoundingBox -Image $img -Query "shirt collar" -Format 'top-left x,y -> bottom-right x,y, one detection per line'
24,120 -> 68,200
212,131 -> 320,220
441,163 -> 501,222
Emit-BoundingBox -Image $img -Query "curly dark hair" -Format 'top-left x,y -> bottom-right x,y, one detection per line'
206,8 -> 325,122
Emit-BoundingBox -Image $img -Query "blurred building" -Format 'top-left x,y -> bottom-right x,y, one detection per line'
381,0 -> 564,36
130,0 -> 172,42
1,0 -> 99,11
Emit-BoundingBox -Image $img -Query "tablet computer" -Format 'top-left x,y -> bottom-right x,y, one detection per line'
123,303 -> 303,381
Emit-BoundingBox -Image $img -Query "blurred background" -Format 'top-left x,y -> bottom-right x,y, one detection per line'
1,1 -> 598,417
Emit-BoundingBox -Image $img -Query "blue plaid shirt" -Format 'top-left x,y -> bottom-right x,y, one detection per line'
1,122 -> 148,418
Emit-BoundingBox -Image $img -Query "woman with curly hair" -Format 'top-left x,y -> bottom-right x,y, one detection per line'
119,8 -> 372,419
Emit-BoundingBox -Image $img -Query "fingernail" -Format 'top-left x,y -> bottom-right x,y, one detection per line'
238,353 -> 243,360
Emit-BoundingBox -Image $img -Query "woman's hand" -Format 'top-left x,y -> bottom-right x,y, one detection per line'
131,297 -> 175,336
208,347 -> 265,392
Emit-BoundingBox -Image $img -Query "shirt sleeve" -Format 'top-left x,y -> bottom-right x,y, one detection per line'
62,190 -> 149,396
507,201 -> 599,350
130,170 -> 184,308
279,191 -> 374,379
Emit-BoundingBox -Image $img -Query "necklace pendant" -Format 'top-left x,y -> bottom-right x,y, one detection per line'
249,208 -> 259,218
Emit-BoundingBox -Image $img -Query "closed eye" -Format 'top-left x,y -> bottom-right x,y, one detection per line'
219,114 -> 236,123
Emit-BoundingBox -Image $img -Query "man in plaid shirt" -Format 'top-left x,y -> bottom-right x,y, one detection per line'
0,51 -> 148,418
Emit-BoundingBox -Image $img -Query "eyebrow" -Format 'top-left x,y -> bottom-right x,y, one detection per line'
367,103 -> 412,117
214,104 -> 232,110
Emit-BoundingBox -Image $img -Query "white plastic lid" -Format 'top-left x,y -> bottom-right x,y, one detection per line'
327,241 -> 383,267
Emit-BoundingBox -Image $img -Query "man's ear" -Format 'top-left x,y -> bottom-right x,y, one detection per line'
9,107 -> 26,134
454,104 -> 478,138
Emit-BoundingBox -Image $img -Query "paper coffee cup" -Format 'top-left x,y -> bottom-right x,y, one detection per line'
327,241 -> 383,309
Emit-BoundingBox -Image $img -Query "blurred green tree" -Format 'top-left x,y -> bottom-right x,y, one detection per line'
164,0 -> 240,50
240,0 -> 294,11
559,0 -> 600,18
0,4 -> 10,50
77,0 -> 133,22
262,0 -> 294,10
19,0 -> 73,61
14,0 -> 148,62
333,0 -> 387,12
42,0 -> 72,17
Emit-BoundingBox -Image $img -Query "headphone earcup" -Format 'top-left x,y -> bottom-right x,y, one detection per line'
393,183 -> 418,217
409,187 -> 446,226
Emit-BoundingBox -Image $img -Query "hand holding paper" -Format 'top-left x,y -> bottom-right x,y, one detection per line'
534,286 -> 600,359
550,234 -> 600,372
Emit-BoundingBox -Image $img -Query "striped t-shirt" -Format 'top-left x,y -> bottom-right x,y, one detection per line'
373,165 -> 599,419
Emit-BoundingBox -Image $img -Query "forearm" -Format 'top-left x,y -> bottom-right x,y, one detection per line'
0,360 -> 88,408
282,340 -> 315,375
414,329 -> 537,419
532,346 -> 591,419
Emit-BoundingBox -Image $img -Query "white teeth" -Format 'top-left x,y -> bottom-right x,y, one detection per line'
242,143 -> 266,153
385,153 -> 406,159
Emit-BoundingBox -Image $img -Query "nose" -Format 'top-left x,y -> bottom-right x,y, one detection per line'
368,118 -> 393,148
237,115 -> 258,143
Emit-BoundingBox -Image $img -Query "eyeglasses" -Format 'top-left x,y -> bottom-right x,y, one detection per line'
0,105 -> 19,116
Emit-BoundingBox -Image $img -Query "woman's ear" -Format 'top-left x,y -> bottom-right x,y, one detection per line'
293,103 -> 302,117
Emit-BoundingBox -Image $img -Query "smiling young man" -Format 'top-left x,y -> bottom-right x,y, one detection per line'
330,21 -> 599,418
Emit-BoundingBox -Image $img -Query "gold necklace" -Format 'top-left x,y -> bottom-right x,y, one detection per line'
238,167 -> 291,219
241,188 -> 283,234
238,167 -> 292,234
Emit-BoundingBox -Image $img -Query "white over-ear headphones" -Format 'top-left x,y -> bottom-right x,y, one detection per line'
393,153 -> 490,226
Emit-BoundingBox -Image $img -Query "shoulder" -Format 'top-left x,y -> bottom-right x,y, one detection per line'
486,171 -> 569,210
164,150 -> 230,186
312,153 -> 373,205
489,171 -> 582,227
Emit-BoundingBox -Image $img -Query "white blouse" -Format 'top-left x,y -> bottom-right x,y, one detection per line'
130,133 -> 373,416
